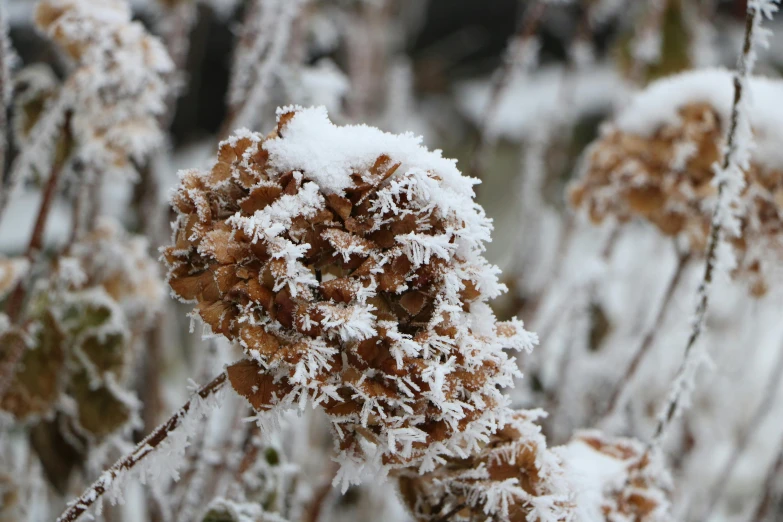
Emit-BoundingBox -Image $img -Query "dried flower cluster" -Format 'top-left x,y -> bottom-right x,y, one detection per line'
569,70 -> 783,294
164,106 -> 533,486
33,0 -> 173,175
559,431 -> 672,522
397,410 -> 573,522
0,219 -> 162,448
397,413 -> 672,522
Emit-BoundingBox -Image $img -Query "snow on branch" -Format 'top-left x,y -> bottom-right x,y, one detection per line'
57,372 -> 228,522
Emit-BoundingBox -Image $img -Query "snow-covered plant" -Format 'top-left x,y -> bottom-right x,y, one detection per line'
33,0 -> 173,175
397,409 -> 573,522
3,0 -> 783,520
0,218 -> 162,484
558,430 -> 672,522
0,0 -> 173,218
570,69 -> 783,295
164,105 -> 533,488
398,410 -> 672,522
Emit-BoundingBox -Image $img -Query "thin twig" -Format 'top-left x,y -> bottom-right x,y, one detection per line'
56,372 -> 228,522
433,503 -> 467,522
752,442 -> 783,522
700,338 -> 783,520
0,153 -> 68,397
600,249 -> 690,421
649,3 -> 760,447
222,0 -> 305,135
0,2 -> 13,182
0,89 -> 69,225
305,461 -> 339,522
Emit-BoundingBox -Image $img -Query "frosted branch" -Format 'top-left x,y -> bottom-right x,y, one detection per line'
56,372 -> 228,522
650,0 -> 777,448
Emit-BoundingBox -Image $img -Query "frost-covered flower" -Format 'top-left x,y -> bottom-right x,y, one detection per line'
558,431 -> 672,522
569,69 -> 783,295
397,410 -> 574,522
33,0 -> 173,175
164,106 -> 534,487
396,414 -> 672,522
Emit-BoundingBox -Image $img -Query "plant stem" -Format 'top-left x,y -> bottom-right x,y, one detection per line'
752,443 -> 783,522
57,372 -> 228,522
601,249 -> 690,421
0,2 -> 11,183
700,338 -> 783,520
649,3 -> 757,447
434,503 -> 467,522
0,156 -> 67,397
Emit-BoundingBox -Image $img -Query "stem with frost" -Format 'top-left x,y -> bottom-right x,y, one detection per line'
752,442 -> 783,522
601,249 -> 690,422
0,146 -> 70,397
0,2 -> 14,182
57,372 -> 228,522
649,3 -> 764,447
222,0 -> 305,134
700,338 -> 783,520
0,90 -> 69,224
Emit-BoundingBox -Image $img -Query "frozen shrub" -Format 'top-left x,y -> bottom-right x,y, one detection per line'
397,412 -> 672,522
164,106 -> 535,487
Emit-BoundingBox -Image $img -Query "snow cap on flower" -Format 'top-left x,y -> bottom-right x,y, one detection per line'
569,69 -> 783,295
164,106 -> 534,487
397,410 -> 574,522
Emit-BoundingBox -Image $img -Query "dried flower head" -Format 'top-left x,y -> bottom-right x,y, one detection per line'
0,219 -> 163,438
397,410 -> 573,522
34,0 -> 173,175
569,69 -> 783,295
558,431 -> 672,522
164,106 -> 534,486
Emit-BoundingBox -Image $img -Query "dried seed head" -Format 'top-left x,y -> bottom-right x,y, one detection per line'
34,0 -> 174,174
559,431 -> 672,522
570,70 -> 783,294
165,106 -> 535,485
397,410 -> 574,522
